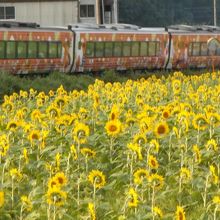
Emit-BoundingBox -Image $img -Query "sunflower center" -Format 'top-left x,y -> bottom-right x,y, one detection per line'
163,112 -> 169,118
157,125 -> 166,135
151,160 -> 156,167
9,123 -> 17,129
58,177 -> 64,184
31,134 -> 39,140
109,125 -> 117,132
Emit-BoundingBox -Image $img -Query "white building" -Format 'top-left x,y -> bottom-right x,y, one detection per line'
0,0 -> 118,26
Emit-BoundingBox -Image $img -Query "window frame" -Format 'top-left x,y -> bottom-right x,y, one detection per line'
0,40 -> 62,59
80,4 -> 95,18
0,6 -> 15,20
187,41 -> 220,57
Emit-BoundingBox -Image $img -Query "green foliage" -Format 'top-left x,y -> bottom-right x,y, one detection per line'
119,0 -> 219,27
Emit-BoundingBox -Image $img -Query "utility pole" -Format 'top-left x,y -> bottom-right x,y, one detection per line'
214,0 -> 217,26
114,0 -> 118,24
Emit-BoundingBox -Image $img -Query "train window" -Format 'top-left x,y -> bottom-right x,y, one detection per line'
28,42 -> 37,58
131,42 -> 139,56
216,47 -> 220,56
86,42 -> 95,57
6,41 -> 16,59
114,42 -> 122,57
17,42 -> 27,59
140,42 -> 148,56
104,42 -> 113,57
49,42 -> 58,58
149,42 -> 156,56
0,41 -> 5,59
122,42 -> 131,57
95,42 -> 104,57
38,42 -> 48,58
188,43 -> 193,56
58,43 -> 62,58
200,43 -> 208,56
192,42 -> 200,56
156,42 -> 160,56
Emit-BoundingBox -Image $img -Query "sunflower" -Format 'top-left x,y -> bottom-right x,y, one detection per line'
2,101 -> 14,112
133,169 -> 149,185
73,121 -> 90,144
46,187 -> 67,206
193,145 -> 201,164
70,145 -> 78,160
0,191 -> 4,208
23,148 -> 29,164
6,120 -> 19,131
126,117 -> 137,127
78,107 -> 89,120
88,170 -> 106,189
207,112 -> 220,127
88,203 -> 96,220
152,206 -> 163,218
205,139 -> 218,151
210,165 -> 219,185
192,113 -> 208,131
21,195 -> 32,211
133,133 -> 147,146
55,96 -> 67,108
0,143 -> 9,157
55,153 -> 61,171
128,188 -> 139,208
162,107 -> 170,119
172,79 -> 181,94
46,105 -> 61,118
148,155 -> 159,169
139,117 -> 152,133
175,206 -> 186,220
149,139 -> 160,153
105,120 -> 122,137
180,102 -> 192,113
48,177 -> 59,189
31,109 -> 42,121
10,168 -> 23,181
28,130 -> 41,143
154,121 -> 169,138
109,105 -> 120,120
49,90 -> 55,97
213,196 -> 220,204
180,167 -> 191,183
81,148 -> 96,158
127,143 -> 143,160
148,174 -> 164,190
54,172 -> 68,187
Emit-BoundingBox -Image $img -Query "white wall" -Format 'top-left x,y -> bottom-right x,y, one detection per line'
0,1 -> 78,27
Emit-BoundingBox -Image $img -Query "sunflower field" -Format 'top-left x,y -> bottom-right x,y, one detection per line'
0,71 -> 220,220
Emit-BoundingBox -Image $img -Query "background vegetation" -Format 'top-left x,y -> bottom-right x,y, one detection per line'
0,69 -> 209,102
0,71 -> 163,101
119,0 -> 220,27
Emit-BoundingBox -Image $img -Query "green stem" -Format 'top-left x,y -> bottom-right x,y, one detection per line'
151,185 -> 155,220
203,175 -> 209,208
214,206 -> 218,220
53,205 -> 56,220
11,178 -> 14,209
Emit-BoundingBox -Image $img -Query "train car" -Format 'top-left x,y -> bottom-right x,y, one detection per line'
0,22 -> 74,74
1,22 -> 220,74
166,25 -> 220,69
69,24 -> 170,73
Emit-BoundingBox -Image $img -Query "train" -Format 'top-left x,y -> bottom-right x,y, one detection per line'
0,21 -> 220,74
